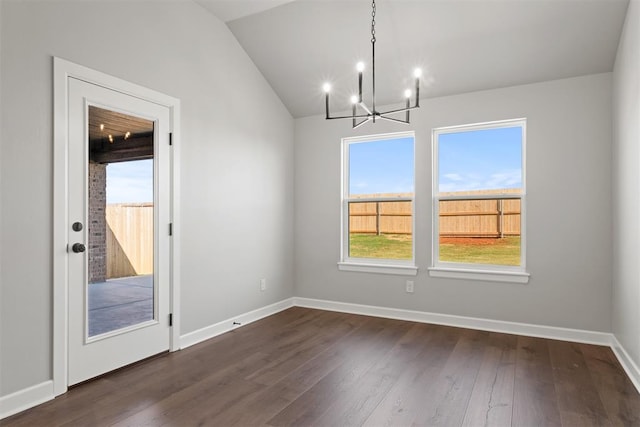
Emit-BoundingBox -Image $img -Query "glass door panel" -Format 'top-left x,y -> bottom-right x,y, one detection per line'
87,106 -> 155,338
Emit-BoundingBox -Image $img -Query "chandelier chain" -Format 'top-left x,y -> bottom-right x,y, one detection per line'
371,0 -> 376,44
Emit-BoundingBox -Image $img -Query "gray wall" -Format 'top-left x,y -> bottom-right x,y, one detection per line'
0,0 -> 294,396
295,73 -> 613,332
612,0 -> 640,369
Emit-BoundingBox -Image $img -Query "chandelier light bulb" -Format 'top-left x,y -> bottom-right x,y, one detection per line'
404,89 -> 412,98
356,62 -> 365,72
322,82 -> 331,93
350,95 -> 359,104
413,68 -> 423,78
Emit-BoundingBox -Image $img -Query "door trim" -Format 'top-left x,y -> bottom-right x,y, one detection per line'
53,57 -> 181,397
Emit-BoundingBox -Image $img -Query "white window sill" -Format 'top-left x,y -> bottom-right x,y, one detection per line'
428,266 -> 529,284
338,262 -> 418,276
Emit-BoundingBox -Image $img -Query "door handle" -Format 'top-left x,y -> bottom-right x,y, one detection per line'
72,243 -> 86,253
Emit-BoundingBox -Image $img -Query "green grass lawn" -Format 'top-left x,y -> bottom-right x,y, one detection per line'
349,234 -> 412,260
349,234 -> 521,266
439,236 -> 521,266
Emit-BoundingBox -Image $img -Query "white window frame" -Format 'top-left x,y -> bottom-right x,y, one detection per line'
338,131 -> 418,276
429,119 -> 529,284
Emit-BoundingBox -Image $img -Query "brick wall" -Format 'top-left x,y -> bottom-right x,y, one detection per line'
89,162 -> 106,283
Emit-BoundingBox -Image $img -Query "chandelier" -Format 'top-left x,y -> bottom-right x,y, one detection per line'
323,0 -> 421,129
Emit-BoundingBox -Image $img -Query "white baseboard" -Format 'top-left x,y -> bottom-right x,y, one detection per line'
611,336 -> 640,393
0,380 -> 54,420
179,298 -> 295,349
293,297 -> 612,346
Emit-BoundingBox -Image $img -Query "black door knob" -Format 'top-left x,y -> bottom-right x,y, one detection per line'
72,243 -> 86,253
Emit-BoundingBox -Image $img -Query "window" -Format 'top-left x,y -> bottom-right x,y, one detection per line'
430,119 -> 529,283
338,132 -> 417,275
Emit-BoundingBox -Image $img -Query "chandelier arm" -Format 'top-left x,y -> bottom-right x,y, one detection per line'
352,104 -> 357,128
359,102 -> 373,115
353,117 -> 372,129
325,91 -> 330,119
406,98 -> 410,122
326,113 -> 374,120
377,115 -> 410,125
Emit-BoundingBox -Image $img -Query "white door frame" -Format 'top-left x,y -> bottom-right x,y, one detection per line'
53,57 -> 181,396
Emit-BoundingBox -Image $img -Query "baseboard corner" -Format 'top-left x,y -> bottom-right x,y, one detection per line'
0,380 -> 54,420
610,335 -> 640,394
179,297 -> 295,349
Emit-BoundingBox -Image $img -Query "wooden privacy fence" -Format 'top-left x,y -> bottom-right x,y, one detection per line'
438,198 -> 520,238
349,200 -> 413,235
106,203 -> 153,279
349,192 -> 521,237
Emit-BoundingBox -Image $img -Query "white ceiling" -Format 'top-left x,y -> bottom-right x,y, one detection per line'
196,0 -> 630,118
195,0 -> 297,23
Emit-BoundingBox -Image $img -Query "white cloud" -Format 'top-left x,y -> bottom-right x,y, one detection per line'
443,173 -> 464,181
440,169 -> 521,193
485,170 -> 522,189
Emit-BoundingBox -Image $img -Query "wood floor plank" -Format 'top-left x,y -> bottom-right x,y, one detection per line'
309,322 -> 438,426
581,343 -> 640,425
512,336 -> 563,427
4,307 -> 640,427
548,340 -> 610,426
409,328 -> 489,426
461,332 -> 517,427
362,324 -> 461,427
266,317 -> 410,426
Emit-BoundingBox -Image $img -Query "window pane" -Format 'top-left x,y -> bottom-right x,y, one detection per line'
438,126 -> 522,194
438,197 -> 521,266
436,123 -> 524,268
349,137 -> 414,196
348,200 -> 412,260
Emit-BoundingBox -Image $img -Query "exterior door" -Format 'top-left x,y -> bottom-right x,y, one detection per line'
67,77 -> 171,385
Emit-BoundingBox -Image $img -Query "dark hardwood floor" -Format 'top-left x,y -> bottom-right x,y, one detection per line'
4,307 -> 640,426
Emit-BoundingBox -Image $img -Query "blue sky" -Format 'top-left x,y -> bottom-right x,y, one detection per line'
438,126 -> 522,193
348,127 -> 522,196
106,159 -> 154,204
349,137 -> 414,195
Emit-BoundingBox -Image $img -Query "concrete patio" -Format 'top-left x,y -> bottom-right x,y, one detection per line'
88,275 -> 153,337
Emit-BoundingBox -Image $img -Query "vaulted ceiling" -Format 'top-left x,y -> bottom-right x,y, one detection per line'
195,0 -> 629,119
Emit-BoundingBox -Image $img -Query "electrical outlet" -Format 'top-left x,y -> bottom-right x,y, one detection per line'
260,278 -> 267,291
406,280 -> 414,293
